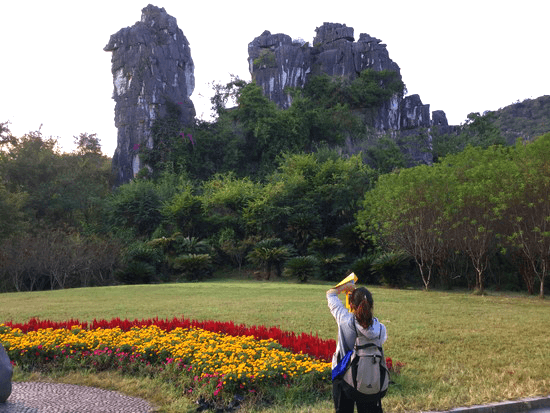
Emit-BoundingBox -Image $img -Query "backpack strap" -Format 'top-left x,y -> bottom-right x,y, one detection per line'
337,317 -> 359,364
356,342 -> 380,350
350,318 -> 359,389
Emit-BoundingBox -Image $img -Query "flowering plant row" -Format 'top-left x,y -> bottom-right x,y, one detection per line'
3,317 -> 336,362
0,318 -> 404,405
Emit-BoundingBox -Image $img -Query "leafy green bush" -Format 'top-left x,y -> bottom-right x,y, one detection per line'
299,69 -> 404,111
160,184 -> 205,237
247,238 -> 292,280
216,229 -> 257,272
285,212 -> 322,254
171,254 -> 213,281
432,111 -> 506,160
114,261 -> 156,285
115,242 -> 164,284
107,180 -> 163,238
370,251 -> 411,288
253,49 -> 277,69
364,136 -> 406,173
350,255 -> 379,285
308,237 -> 346,281
176,236 -> 211,255
283,256 -> 319,283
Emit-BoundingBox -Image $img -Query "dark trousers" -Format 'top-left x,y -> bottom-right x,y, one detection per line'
332,378 -> 383,413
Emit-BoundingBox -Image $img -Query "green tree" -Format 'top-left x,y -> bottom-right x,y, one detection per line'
0,127 -> 112,232
364,136 -> 406,174
199,173 -> 262,239
443,145 -> 511,294
500,135 -> 550,298
360,142 -> 518,292
73,132 -> 103,156
60,134 -> 112,231
462,112 -> 505,147
171,253 -> 213,281
107,180 -> 164,238
348,69 -> 405,109
210,76 -> 248,117
360,163 -> 453,289
0,180 -> 27,239
297,69 -> 405,111
433,111 -> 506,160
244,152 -> 376,255
161,180 -> 203,238
0,129 -> 61,223
216,229 -> 257,273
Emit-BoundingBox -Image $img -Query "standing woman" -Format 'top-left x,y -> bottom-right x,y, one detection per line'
327,283 -> 387,413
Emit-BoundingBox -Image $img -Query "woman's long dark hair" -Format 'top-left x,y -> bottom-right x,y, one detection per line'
350,287 -> 374,329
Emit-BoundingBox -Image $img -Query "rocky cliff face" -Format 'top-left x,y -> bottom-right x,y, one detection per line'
248,23 -> 403,111
249,23 -> 447,165
105,4 -> 195,185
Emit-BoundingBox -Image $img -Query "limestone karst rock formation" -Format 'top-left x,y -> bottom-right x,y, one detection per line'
249,22 -> 449,165
248,22 -> 442,130
105,4 -> 195,185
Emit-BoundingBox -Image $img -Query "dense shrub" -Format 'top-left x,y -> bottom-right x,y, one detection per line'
0,231 -> 121,292
247,238 -> 292,280
283,256 -> 318,283
349,255 -> 379,285
370,251 -> 412,288
115,242 -> 164,284
107,180 -> 164,238
114,261 -> 156,285
308,237 -> 346,281
171,254 -> 213,281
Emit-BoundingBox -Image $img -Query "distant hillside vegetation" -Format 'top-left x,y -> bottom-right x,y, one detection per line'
492,95 -> 550,144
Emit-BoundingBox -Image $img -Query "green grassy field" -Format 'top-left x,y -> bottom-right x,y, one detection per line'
1,278 -> 548,412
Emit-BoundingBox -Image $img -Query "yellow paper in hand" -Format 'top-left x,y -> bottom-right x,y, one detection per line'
334,273 -> 358,310
335,273 -> 358,288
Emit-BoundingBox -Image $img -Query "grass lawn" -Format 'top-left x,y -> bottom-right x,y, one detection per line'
0,277 -> 548,412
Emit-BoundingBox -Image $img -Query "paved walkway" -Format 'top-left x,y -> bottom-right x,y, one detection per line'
426,395 -> 550,413
0,382 -> 154,412
0,381 -> 548,413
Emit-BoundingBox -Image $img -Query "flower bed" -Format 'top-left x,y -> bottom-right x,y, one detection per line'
0,317 -> 403,406
3,317 -> 335,361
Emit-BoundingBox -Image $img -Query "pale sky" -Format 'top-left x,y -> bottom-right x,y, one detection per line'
1,0 -> 548,156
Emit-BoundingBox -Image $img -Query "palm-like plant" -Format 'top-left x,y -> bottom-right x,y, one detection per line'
171,254 -> 213,281
283,256 -> 319,283
247,238 -> 291,280
309,237 -> 346,281
286,213 -> 321,254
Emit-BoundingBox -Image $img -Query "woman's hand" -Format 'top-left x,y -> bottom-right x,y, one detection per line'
338,282 -> 356,294
327,283 -> 355,295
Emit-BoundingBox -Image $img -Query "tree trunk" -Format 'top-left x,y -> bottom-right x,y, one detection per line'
538,259 -> 547,299
475,268 -> 485,294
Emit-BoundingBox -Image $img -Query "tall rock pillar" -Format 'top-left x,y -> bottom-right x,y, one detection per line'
104,4 -> 195,185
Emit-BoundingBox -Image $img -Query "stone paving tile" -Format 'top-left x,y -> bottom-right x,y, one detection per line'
424,395 -> 550,413
0,382 -> 154,413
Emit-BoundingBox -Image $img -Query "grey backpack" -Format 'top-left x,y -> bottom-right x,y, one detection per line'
341,322 -> 389,401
